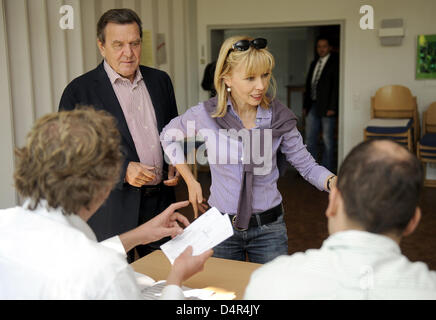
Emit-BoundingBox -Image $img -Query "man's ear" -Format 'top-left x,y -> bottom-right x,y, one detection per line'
97,39 -> 105,58
325,186 -> 340,219
402,207 -> 422,237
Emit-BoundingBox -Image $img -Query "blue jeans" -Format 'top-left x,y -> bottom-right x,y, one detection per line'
212,213 -> 288,264
305,104 -> 337,172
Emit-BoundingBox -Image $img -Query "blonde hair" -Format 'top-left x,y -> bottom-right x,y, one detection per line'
213,35 -> 276,118
14,107 -> 122,215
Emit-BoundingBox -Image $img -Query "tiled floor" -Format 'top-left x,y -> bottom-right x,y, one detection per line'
175,167 -> 436,269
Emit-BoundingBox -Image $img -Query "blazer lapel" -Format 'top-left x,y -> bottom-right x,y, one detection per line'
94,62 -> 136,153
306,60 -> 317,87
319,56 -> 333,81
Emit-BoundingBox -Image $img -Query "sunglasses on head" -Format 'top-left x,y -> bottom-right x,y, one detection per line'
227,38 -> 268,56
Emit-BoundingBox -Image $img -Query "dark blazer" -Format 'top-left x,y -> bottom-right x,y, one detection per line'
58,62 -> 178,241
303,53 -> 339,117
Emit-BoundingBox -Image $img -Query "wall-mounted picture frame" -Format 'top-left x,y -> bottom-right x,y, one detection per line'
417,34 -> 436,79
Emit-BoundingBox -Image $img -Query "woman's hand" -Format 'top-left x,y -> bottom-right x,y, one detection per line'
173,163 -> 209,218
163,165 -> 180,187
187,180 -> 208,218
326,174 -> 337,192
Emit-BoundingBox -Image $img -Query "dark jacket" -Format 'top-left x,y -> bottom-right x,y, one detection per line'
303,53 -> 339,117
58,62 -> 178,241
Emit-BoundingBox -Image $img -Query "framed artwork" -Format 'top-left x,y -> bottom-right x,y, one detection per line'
417,34 -> 436,79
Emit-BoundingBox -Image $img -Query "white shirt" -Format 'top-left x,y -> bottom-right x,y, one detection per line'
244,230 -> 436,299
311,53 -> 330,85
104,61 -> 163,184
0,200 -> 183,299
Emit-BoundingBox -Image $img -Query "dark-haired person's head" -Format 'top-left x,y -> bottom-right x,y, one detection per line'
97,8 -> 142,45
316,36 -> 332,58
97,8 -> 143,82
325,139 -> 423,242
14,108 -> 122,221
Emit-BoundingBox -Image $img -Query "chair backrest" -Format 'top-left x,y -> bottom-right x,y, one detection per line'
424,102 -> 436,134
371,85 -> 416,119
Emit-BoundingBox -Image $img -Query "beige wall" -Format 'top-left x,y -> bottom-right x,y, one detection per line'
197,0 -> 436,178
0,0 -> 16,206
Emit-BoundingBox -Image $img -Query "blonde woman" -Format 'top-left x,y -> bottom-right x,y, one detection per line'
161,36 -> 336,263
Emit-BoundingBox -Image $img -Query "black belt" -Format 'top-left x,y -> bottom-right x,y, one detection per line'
125,183 -> 163,197
228,203 -> 283,231
141,184 -> 162,197
124,182 -> 165,197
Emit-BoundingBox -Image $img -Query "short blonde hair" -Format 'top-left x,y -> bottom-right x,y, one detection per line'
213,35 -> 276,117
14,107 -> 122,215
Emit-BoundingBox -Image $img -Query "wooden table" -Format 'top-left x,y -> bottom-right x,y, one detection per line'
131,250 -> 261,300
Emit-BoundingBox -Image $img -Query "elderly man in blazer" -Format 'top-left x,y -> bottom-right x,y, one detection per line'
303,36 -> 339,173
59,9 -> 179,261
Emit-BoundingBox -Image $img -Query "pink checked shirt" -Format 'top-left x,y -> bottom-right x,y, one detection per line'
104,60 -> 162,185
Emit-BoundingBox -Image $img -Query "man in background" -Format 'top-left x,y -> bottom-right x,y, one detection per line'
303,36 -> 339,173
245,140 -> 436,299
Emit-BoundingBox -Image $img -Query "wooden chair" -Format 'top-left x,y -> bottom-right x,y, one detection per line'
417,102 -> 436,187
363,85 -> 419,152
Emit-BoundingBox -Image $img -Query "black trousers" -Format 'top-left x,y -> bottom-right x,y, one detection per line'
127,184 -> 176,263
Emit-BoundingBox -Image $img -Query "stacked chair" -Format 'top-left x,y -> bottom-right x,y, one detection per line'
417,102 -> 436,187
363,85 -> 419,152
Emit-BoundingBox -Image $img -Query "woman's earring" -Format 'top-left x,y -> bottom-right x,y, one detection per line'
227,87 -> 231,93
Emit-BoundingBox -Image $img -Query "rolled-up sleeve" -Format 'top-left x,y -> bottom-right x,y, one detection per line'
280,127 -> 332,191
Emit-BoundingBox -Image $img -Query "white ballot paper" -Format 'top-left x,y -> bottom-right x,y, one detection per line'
160,207 -> 234,264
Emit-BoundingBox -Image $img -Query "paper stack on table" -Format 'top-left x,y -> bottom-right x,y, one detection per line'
134,272 -> 215,300
160,207 -> 234,264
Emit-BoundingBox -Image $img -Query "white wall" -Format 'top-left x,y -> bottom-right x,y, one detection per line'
196,0 -> 436,178
0,0 -> 198,208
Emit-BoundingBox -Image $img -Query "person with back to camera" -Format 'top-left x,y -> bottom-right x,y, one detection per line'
245,139 -> 436,299
160,36 -> 336,264
0,108 -> 212,299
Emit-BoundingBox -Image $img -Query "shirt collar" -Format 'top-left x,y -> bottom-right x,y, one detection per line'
322,230 -> 401,255
319,53 -> 330,64
256,104 -> 271,119
23,198 -> 97,242
226,98 -> 272,122
103,60 -> 142,85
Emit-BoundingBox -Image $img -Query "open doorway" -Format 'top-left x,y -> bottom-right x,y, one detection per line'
209,24 -> 340,173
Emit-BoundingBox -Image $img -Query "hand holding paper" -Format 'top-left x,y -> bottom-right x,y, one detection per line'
160,207 -> 234,264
